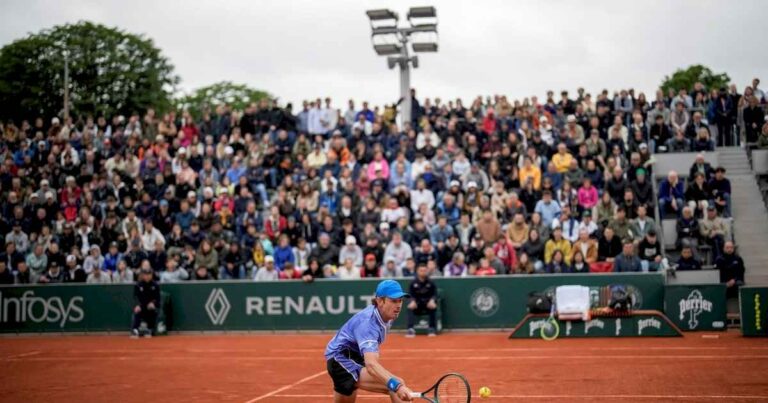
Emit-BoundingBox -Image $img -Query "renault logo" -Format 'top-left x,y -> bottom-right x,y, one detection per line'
205,288 -> 231,325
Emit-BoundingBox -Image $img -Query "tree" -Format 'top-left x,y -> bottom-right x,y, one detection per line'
660,65 -> 730,94
174,81 -> 271,119
0,21 -> 179,121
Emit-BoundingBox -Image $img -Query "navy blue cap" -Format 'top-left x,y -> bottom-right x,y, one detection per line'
375,280 -> 410,299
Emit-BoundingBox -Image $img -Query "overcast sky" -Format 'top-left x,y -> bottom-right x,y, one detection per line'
1,0 -> 767,109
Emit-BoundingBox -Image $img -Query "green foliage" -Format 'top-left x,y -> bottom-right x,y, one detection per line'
0,21 -> 179,121
660,64 -> 730,94
174,81 -> 271,119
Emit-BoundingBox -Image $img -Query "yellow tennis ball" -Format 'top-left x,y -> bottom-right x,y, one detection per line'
479,386 -> 491,398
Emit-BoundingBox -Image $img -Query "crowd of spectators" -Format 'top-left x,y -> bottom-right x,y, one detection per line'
0,80 -> 762,293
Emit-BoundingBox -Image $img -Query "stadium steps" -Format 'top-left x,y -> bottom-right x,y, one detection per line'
719,147 -> 768,286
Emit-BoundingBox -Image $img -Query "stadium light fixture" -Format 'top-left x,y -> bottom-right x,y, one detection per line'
365,6 -> 438,127
407,6 -> 436,19
366,9 -> 398,21
374,44 -> 403,56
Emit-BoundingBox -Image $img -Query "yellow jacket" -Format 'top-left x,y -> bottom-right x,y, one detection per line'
552,153 -> 573,173
519,165 -> 542,189
545,238 -> 572,264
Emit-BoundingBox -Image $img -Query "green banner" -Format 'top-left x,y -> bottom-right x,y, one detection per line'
0,273 -> 664,333
664,285 -> 727,331
0,284 -> 134,333
509,313 -> 682,338
740,287 -> 768,337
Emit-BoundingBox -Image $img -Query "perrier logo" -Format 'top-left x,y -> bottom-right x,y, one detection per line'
678,290 -> 713,329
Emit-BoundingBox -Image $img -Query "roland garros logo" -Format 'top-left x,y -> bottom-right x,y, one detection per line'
470,287 -> 499,317
678,290 -> 712,329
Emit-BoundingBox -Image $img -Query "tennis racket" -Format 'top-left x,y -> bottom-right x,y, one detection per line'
409,373 -> 471,403
540,304 -> 560,341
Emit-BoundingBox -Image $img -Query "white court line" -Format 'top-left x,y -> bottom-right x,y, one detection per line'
272,394 -> 768,400
2,351 -> 40,360
37,346 -> 768,355
243,370 -> 326,403
7,354 -> 768,362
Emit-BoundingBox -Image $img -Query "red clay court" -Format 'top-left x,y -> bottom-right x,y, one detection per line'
1,331 -> 767,402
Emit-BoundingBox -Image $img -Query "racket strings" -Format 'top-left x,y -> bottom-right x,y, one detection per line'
435,375 -> 470,403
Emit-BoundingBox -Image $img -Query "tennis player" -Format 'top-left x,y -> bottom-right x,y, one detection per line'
325,279 -> 414,402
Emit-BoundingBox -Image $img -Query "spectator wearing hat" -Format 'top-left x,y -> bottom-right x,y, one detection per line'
253,255 -> 279,281
38,261 -> 65,284
360,254 -> 380,278
338,235 -> 363,267
131,267 -> 161,338
83,245 -> 105,274
630,168 -> 654,210
63,254 -> 86,282
406,264 -> 438,337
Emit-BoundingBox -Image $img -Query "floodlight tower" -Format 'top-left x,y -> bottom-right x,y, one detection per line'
366,6 -> 438,127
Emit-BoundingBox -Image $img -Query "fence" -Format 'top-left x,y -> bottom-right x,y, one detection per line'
0,273 -> 666,333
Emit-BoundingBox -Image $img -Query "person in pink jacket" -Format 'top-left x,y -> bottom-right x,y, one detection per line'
367,150 -> 390,181
577,177 -> 599,211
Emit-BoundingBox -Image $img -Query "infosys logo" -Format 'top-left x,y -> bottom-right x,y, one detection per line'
0,291 -> 84,328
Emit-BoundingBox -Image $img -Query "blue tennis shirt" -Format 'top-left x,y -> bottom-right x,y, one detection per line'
325,305 -> 391,380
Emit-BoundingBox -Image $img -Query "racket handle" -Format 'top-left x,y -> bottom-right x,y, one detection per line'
409,392 -> 423,398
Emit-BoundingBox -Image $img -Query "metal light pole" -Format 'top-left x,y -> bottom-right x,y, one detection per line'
366,6 -> 438,128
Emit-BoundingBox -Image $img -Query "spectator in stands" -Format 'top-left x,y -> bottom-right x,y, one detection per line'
685,172 -> 711,216
87,264 -> 111,284
301,258 -> 324,282
689,154 -> 714,181
676,206 -> 700,251
743,95 -> 765,143
160,258 -> 189,283
716,241 -> 745,298
64,255 -> 86,283
221,242 -> 247,279
534,190 -> 561,228
545,250 -> 569,273
757,122 -> 768,149
338,235 -> 363,268
0,261 -> 12,284
613,239 -> 642,272
38,261 -> 65,284
361,254 -> 380,278
571,228 -> 598,265
544,226 -> 572,265
692,128 -> 715,152
700,205 -> 729,260
443,251 -> 468,277
676,246 -> 702,271
338,257 -> 362,280
709,167 -> 732,217
659,171 -> 685,217
638,230 -> 665,272
666,129 -> 691,153
113,260 -> 136,283
253,255 -> 278,281
522,229 -> 545,272
671,101 -> 690,133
